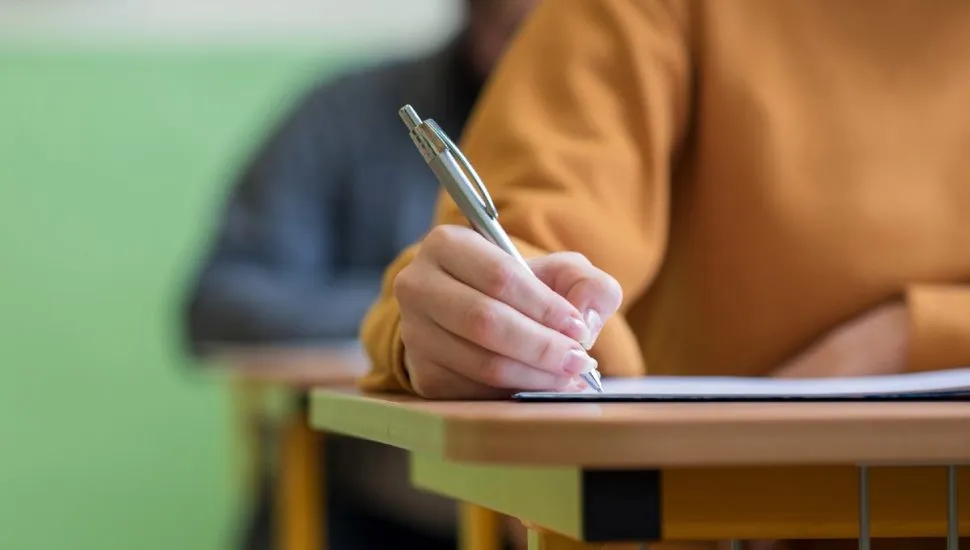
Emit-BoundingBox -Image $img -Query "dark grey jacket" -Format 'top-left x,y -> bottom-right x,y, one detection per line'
184,37 -> 479,351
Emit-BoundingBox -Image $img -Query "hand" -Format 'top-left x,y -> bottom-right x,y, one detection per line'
773,301 -> 909,379
394,225 -> 623,399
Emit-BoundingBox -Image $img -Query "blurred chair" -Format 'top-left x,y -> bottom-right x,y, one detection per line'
230,374 -> 325,550
229,366 -> 506,550
460,503 -> 503,550
222,346 -> 365,550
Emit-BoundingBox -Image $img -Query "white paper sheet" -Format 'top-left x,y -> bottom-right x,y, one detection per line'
519,367 -> 970,399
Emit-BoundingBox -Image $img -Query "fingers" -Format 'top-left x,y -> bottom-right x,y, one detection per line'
395,224 -> 617,399
423,226 -> 592,345
530,252 -> 623,345
402,319 -> 580,392
397,265 -> 597,377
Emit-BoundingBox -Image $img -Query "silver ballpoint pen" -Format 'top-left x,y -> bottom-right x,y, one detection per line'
399,104 -> 604,393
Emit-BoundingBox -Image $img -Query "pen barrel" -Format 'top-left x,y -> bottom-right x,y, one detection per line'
427,154 -> 532,273
472,216 -> 531,272
401,104 -> 602,391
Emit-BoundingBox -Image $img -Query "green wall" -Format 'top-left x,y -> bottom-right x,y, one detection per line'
0,46 -> 349,549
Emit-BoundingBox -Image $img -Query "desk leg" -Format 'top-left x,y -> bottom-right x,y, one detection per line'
276,413 -> 324,550
858,466 -> 870,550
460,503 -> 502,550
949,466 -> 960,550
856,465 -> 962,549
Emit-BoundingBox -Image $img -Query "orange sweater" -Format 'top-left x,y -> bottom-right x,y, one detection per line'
361,0 -> 970,393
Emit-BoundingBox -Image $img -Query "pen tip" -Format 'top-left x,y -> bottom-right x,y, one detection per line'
581,372 -> 604,393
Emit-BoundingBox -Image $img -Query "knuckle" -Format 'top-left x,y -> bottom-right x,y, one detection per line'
560,251 -> 591,267
482,260 -> 516,298
464,301 -> 501,343
411,369 -> 445,399
419,385 -> 448,399
551,253 -> 593,283
536,296 -> 559,327
535,335 -> 565,371
424,224 -> 463,253
603,274 -> 624,307
477,353 -> 510,387
392,268 -> 419,302
404,352 -> 446,399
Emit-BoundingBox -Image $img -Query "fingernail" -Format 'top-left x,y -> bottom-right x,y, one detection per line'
562,349 -> 597,375
583,310 -> 603,349
563,317 -> 592,348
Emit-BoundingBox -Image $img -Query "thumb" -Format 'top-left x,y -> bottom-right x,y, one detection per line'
529,252 -> 623,345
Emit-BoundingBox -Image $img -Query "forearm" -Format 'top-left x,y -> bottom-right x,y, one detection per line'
187,264 -> 382,351
771,284 -> 970,379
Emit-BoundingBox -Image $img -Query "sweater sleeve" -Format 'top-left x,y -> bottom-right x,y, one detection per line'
906,284 -> 970,372
359,0 -> 694,393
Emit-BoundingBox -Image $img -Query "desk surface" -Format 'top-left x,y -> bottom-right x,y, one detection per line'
216,344 -> 368,387
310,389 -> 970,467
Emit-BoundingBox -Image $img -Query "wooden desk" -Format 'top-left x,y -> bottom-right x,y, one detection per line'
309,390 -> 970,548
219,345 -> 367,550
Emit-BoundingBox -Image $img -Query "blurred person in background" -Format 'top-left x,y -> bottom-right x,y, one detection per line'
183,0 -> 538,549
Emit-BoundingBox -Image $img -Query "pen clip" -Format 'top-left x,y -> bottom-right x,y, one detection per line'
425,120 -> 499,220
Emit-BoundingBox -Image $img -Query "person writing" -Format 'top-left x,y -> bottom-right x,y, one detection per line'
360,0 -> 970,547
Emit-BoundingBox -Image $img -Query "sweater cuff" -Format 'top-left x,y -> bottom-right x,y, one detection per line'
905,284 -> 970,372
359,306 -> 417,394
